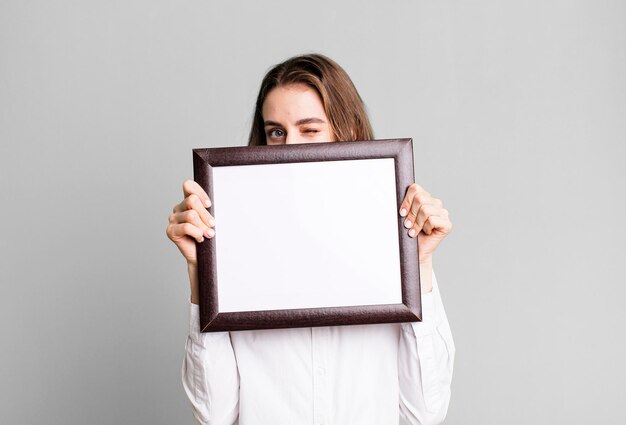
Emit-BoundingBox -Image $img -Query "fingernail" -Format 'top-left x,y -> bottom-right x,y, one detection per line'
208,218 -> 215,226
409,228 -> 417,237
199,236 -> 204,243
404,220 -> 412,228
205,199 -> 211,208
206,228 -> 215,237
400,208 -> 407,217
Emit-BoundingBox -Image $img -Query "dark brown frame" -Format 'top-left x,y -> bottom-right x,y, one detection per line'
193,138 -> 421,332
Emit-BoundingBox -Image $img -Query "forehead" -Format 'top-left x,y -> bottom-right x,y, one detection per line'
262,84 -> 327,122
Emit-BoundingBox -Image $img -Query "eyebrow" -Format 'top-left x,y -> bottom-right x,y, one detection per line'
264,117 -> 326,127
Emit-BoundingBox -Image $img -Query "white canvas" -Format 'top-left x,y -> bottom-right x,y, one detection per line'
212,158 -> 402,313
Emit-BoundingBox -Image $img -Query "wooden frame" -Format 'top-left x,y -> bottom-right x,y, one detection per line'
193,138 -> 422,332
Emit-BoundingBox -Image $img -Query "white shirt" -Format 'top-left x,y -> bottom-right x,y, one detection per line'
182,269 -> 455,425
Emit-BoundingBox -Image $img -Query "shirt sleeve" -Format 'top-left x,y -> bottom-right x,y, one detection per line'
398,269 -> 456,425
181,300 -> 239,425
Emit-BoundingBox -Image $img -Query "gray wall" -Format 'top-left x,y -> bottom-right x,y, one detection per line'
1,1 -> 624,424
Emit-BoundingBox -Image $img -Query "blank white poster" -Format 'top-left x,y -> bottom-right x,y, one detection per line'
212,158 -> 402,312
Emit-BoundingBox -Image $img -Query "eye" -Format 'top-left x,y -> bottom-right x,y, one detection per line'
303,128 -> 320,134
268,128 -> 285,139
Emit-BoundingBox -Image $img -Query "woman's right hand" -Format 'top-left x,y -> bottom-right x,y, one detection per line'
166,179 -> 216,267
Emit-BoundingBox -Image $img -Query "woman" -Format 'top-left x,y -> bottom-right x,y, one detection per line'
166,54 -> 455,425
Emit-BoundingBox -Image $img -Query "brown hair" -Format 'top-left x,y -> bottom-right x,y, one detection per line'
248,54 -> 374,146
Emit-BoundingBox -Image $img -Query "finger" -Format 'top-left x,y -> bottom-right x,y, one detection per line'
183,194 -> 216,228
169,210 -> 215,238
422,214 -> 453,236
167,222 -> 206,243
405,204 -> 442,238
169,210 -> 215,228
413,204 -> 442,235
173,194 -> 215,229
183,179 -> 211,208
399,183 -> 428,217
404,202 -> 424,230
403,192 -> 435,229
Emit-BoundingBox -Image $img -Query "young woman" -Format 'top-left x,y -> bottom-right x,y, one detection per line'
166,54 -> 455,425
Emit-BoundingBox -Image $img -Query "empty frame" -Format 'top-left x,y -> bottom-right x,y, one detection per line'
193,138 -> 422,332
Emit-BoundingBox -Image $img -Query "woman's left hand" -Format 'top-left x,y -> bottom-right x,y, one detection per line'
399,183 -> 453,265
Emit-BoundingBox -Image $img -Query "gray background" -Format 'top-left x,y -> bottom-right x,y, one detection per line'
1,1 -> 624,424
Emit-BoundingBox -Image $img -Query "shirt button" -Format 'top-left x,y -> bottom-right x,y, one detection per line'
316,367 -> 325,375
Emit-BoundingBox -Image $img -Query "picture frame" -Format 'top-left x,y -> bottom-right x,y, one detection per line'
192,138 -> 422,332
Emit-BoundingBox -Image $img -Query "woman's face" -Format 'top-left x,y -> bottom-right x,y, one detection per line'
262,83 -> 334,145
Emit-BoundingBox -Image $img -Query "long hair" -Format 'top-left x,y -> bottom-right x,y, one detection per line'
248,54 -> 374,146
